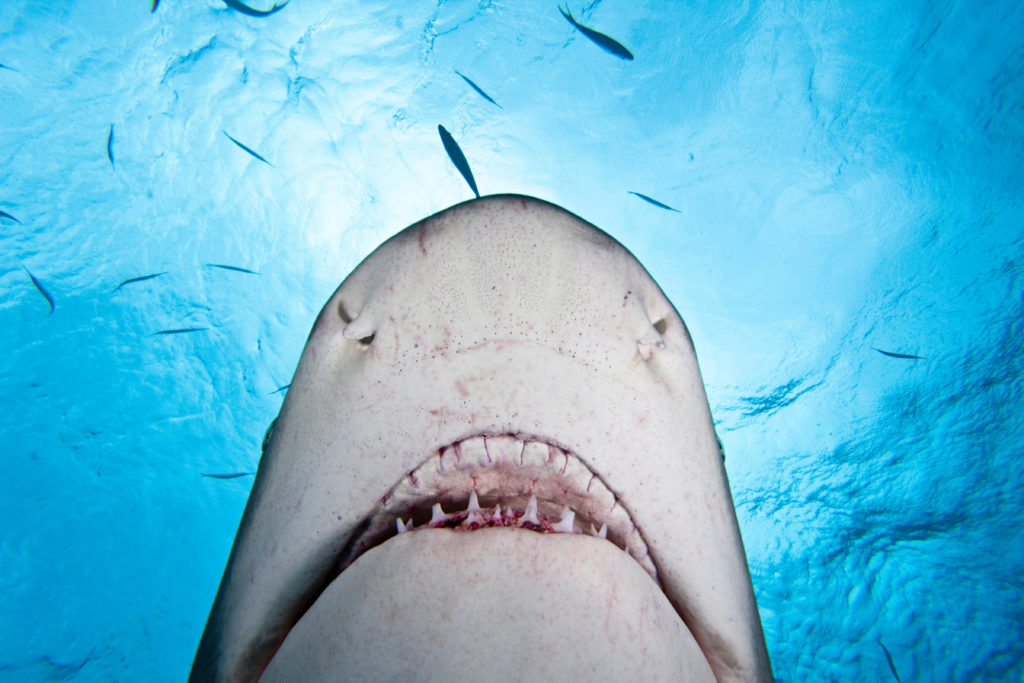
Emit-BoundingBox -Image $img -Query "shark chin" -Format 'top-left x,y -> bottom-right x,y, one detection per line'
190,194 -> 773,682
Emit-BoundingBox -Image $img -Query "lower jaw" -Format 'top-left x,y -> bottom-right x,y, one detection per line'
261,527 -> 715,682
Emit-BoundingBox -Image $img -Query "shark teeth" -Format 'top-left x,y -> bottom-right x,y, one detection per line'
340,435 -> 657,581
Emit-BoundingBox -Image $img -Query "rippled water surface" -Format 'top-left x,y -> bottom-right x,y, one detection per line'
1,1 -> 1022,680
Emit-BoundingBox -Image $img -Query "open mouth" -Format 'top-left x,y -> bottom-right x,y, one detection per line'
335,433 -> 659,582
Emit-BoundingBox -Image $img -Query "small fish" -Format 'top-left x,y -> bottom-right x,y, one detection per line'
438,124 -> 480,198
629,191 -> 680,212
0,209 -> 20,224
107,124 -> 115,168
113,272 -> 168,292
222,0 -> 289,17
0,63 -> 17,72
559,6 -> 634,61
455,71 -> 503,110
201,472 -> 255,479
261,417 -> 277,455
23,266 -> 55,314
151,1 -> 159,12
270,383 -> 291,394
154,327 -> 209,335
875,639 -> 902,682
206,263 -> 260,275
873,347 -> 925,360
223,131 -> 273,166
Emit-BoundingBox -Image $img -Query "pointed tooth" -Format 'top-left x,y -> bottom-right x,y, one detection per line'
438,446 -> 458,474
578,475 -> 615,523
637,551 -> 658,581
493,503 -> 502,518
458,437 -> 489,467
520,494 -> 540,526
430,503 -> 448,525
396,518 -> 408,534
520,441 -> 548,468
467,491 -> 481,513
485,435 -> 524,467
552,505 -> 575,533
597,522 -> 607,539
547,445 -> 569,473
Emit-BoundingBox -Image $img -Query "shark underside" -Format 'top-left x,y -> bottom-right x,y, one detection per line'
190,194 -> 772,682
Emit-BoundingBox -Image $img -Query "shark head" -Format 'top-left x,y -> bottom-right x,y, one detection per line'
190,195 -> 772,682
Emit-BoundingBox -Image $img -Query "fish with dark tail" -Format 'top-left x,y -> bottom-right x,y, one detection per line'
559,6 -> 634,60
223,131 -> 273,166
222,0 -> 289,17
875,639 -> 902,681
628,191 -> 680,212
107,124 -> 115,168
23,266 -> 55,314
873,347 -> 926,360
113,272 -> 168,292
455,71 -> 503,109
206,263 -> 260,275
438,124 -> 480,198
0,209 -> 20,224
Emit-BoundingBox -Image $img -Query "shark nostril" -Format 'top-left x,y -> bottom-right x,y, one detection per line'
341,312 -> 377,346
653,318 -> 668,336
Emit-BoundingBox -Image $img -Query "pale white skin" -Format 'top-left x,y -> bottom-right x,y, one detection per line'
190,195 -> 772,682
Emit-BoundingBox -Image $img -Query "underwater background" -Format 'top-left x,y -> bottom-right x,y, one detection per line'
2,0 -> 1022,680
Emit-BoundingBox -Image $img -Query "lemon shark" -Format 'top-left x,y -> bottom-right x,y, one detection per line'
190,195 -> 772,681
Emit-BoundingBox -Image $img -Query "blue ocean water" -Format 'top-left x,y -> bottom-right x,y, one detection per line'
1,0 -> 1021,680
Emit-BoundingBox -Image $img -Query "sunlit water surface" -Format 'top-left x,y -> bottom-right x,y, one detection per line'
1,1 -> 1021,680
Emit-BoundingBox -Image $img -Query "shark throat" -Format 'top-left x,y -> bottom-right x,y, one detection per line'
337,434 -> 657,580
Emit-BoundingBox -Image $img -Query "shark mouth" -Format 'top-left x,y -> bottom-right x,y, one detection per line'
335,433 -> 658,581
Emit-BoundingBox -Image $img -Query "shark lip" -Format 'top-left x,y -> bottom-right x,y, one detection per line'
334,433 -> 658,582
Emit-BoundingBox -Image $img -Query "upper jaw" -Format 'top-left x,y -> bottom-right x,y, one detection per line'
337,433 -> 659,581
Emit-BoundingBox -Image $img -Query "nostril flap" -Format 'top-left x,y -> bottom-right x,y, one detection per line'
343,315 -> 377,344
